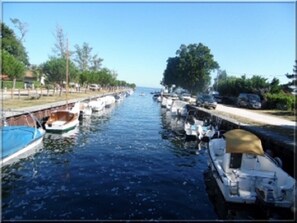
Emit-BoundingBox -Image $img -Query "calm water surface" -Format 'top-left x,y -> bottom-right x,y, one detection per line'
1,87 -> 293,221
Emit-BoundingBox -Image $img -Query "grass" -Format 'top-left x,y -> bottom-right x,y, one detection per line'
1,90 -> 115,110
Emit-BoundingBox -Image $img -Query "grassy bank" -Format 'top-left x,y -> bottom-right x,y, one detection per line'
1,90 -> 117,110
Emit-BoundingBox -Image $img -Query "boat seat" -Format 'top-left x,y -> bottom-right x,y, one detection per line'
52,121 -> 67,126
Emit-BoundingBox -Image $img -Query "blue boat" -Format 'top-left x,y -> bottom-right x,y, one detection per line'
1,113 -> 45,167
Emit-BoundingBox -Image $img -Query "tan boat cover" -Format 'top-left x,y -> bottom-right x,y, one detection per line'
223,129 -> 264,155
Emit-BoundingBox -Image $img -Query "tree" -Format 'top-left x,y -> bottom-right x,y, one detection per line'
10,18 -> 28,42
269,78 -> 281,94
1,22 -> 29,65
162,43 -> 219,94
284,60 -> 297,93
213,69 -> 227,91
52,25 -> 68,58
42,57 -> 78,85
1,50 -> 26,89
161,57 -> 180,87
73,42 -> 103,71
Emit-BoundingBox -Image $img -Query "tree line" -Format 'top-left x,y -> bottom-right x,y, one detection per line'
1,21 -> 136,89
161,42 -> 296,110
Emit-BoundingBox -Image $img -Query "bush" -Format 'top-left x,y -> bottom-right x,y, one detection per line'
265,92 -> 295,111
1,80 -> 41,89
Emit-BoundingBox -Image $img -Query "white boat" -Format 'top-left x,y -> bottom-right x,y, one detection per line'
115,93 -> 125,102
44,102 -> 80,133
1,112 -> 45,167
208,129 -> 296,210
184,114 -> 202,139
102,95 -> 116,107
161,95 -> 168,108
170,100 -> 188,117
196,120 -> 217,142
89,98 -> 105,112
79,102 -> 92,117
126,89 -> 134,96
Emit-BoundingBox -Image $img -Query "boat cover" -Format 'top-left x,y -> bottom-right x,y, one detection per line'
223,129 -> 264,155
1,126 -> 44,159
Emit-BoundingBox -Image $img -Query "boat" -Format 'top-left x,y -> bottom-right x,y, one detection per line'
184,112 -> 202,140
79,102 -> 92,117
89,98 -> 105,112
170,100 -> 188,117
207,129 -> 296,210
196,119 -> 217,142
1,112 -> 45,167
44,102 -> 80,133
102,95 -> 116,108
115,93 -> 125,102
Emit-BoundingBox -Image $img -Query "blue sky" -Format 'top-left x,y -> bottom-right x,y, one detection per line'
2,1 -> 295,88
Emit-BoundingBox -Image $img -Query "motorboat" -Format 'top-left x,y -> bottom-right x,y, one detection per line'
207,129 -> 296,210
170,100 -> 188,117
115,93 -> 125,102
1,111 -> 45,167
198,119 -> 218,141
44,102 -> 80,133
79,102 -> 92,117
102,95 -> 116,108
89,98 -> 105,112
184,111 -> 203,140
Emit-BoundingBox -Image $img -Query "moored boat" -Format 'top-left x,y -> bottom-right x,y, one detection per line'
79,102 -> 92,117
207,129 -> 296,210
1,112 -> 45,167
170,100 -> 188,117
89,98 -> 105,112
44,102 -> 80,133
102,95 -> 116,108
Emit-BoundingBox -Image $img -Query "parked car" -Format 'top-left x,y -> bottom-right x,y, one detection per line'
236,93 -> 261,109
89,84 -> 100,91
210,91 -> 222,103
196,94 -> 217,109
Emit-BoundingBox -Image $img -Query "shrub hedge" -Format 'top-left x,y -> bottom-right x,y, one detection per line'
264,92 -> 296,110
1,81 -> 41,89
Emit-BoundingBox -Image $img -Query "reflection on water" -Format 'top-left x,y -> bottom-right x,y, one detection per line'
1,87 -> 294,221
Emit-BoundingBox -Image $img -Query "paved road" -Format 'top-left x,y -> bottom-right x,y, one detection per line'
214,104 -> 296,128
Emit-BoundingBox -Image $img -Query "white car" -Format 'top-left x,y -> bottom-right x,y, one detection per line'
89,84 -> 100,91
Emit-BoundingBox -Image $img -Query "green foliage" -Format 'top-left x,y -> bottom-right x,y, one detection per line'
162,43 -> 219,94
41,57 -> 78,84
218,75 -> 271,97
1,23 -> 29,65
74,42 -> 103,71
1,50 -> 26,80
265,92 -> 295,111
1,80 -> 41,89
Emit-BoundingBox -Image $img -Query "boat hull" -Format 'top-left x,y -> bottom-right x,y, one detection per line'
208,135 -> 296,209
1,126 -> 45,167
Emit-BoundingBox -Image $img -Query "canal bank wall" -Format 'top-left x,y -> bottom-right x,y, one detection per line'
187,105 -> 295,179
2,90 -> 125,127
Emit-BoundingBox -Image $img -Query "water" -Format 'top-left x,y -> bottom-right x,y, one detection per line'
1,87 -> 293,221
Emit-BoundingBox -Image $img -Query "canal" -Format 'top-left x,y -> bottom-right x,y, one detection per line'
1,87 -> 293,221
